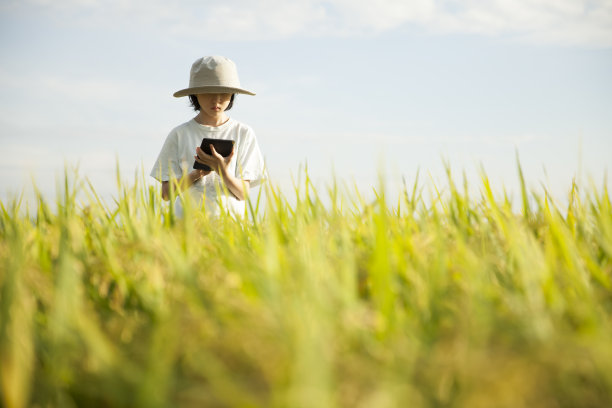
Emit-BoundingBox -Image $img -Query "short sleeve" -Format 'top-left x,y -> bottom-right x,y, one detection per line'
150,131 -> 182,182
236,129 -> 266,188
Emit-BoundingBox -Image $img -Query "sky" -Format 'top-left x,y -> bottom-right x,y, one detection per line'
1,0 -> 611,206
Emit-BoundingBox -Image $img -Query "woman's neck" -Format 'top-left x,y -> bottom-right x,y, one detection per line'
194,112 -> 229,127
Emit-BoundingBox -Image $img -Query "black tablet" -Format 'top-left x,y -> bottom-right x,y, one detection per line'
193,138 -> 235,171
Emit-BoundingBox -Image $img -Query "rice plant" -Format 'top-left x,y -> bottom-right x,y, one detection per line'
1,163 -> 611,407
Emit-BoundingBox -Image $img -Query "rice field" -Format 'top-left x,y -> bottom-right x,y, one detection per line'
1,163 -> 611,407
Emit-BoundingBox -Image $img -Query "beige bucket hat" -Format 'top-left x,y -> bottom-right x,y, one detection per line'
173,56 -> 255,97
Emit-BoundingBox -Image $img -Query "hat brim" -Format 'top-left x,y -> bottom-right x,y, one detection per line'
173,86 -> 255,98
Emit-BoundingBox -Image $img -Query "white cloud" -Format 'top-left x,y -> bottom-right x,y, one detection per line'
328,0 -> 437,32
429,0 -> 612,46
0,68 -> 155,105
5,0 -> 611,47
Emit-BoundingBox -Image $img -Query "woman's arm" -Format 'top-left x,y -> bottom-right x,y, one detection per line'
161,169 -> 209,201
218,173 -> 250,201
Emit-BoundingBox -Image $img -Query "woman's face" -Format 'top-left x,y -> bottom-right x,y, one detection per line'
196,93 -> 232,116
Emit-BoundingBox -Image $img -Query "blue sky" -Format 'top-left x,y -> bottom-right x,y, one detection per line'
1,0 -> 611,204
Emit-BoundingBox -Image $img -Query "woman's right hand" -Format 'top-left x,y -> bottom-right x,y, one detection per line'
161,169 -> 210,201
190,169 -> 210,183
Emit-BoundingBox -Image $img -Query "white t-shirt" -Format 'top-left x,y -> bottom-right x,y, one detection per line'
150,118 -> 265,218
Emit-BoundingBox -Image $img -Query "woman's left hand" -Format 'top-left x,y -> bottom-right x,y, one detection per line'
194,145 -> 235,175
194,144 -> 249,201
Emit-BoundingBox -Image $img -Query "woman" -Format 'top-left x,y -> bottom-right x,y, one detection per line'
150,56 -> 265,218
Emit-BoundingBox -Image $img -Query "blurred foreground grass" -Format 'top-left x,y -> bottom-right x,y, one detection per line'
1,164 -> 611,408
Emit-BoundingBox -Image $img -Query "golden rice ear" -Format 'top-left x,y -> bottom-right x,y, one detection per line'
4,161 -> 611,408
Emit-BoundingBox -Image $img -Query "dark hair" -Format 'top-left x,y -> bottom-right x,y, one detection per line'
189,94 -> 235,112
